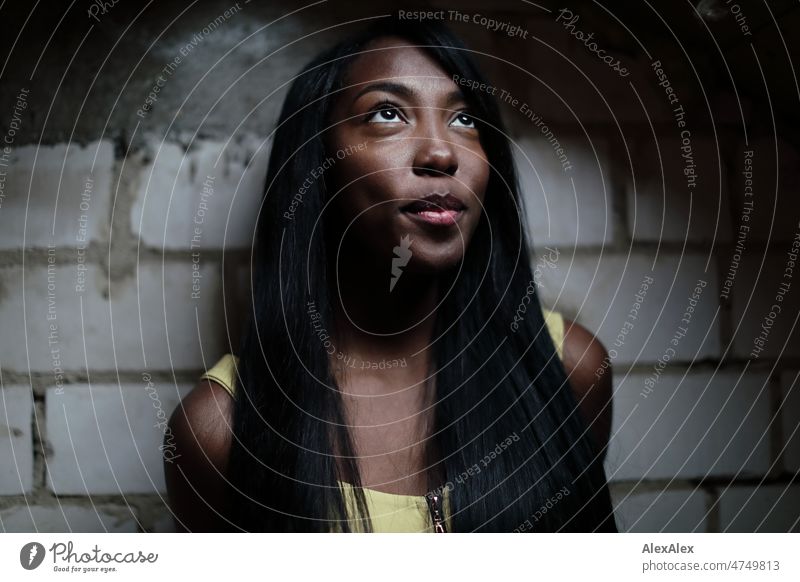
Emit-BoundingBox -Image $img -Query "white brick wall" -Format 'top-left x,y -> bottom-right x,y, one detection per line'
0,0 -> 794,536
717,485 -> 800,532
731,254 -> 800,360
0,386 -> 33,494
611,488 -> 708,532
151,514 -> 177,533
493,15 -> 677,126
0,127 -> 791,532
515,135 -> 614,248
45,383 -> 192,495
734,137 -> 800,243
0,262 -> 228,372
781,370 -> 800,471
0,135 -> 788,531
625,137 -> 732,244
0,141 -> 113,249
536,253 -> 721,365
605,371 -> 771,481
0,504 -> 138,533
130,138 -> 269,250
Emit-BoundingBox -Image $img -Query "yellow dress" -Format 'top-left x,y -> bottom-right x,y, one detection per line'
200,307 -> 566,532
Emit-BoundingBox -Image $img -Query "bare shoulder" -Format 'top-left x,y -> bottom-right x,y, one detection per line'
165,379 -> 236,531
169,379 -> 234,466
560,317 -> 613,460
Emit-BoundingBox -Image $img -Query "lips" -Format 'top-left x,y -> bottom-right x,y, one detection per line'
401,192 -> 466,227
401,193 -> 466,213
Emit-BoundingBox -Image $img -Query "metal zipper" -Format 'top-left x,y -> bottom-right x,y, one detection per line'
425,493 -> 447,533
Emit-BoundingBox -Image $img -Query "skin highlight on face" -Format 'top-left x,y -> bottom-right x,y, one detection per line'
325,36 -> 490,277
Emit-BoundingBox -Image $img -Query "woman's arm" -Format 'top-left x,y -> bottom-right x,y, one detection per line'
560,318 -> 613,462
164,379 -> 236,532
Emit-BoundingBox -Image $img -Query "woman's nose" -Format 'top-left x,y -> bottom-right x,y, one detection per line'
411,121 -> 458,178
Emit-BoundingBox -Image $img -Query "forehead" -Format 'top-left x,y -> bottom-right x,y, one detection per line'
343,36 -> 458,97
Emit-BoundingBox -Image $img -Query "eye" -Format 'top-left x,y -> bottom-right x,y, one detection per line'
365,101 -> 405,124
451,111 -> 476,129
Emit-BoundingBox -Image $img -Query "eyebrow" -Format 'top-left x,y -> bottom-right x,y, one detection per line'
352,81 -> 466,107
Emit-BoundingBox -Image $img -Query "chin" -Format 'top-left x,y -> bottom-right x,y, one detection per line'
405,247 -> 466,274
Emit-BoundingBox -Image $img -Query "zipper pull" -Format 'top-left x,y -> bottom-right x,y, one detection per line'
425,493 -> 447,533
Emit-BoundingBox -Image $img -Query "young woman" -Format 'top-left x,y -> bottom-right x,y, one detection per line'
165,16 -> 617,533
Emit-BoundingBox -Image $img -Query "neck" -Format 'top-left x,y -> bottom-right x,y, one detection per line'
327,240 -> 439,395
324,234 -> 447,493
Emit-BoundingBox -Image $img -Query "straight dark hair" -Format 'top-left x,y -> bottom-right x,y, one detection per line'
227,15 -> 618,532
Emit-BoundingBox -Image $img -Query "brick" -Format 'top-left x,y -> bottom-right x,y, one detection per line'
492,13 -> 674,126
780,371 -> 800,471
718,485 -> 800,532
730,254 -> 800,360
0,140 -> 113,249
551,47 -> 671,126
130,496 -> 176,532
0,386 -> 33,494
45,382 -> 192,495
0,261 -> 227,372
611,488 -> 708,532
130,138 -> 269,250
150,514 -> 177,533
732,138 -> 800,243
625,136 -> 732,244
535,252 -> 721,364
604,371 -> 771,481
514,136 -> 614,247
1,504 -> 137,532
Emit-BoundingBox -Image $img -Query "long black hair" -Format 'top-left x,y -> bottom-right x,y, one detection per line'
227,15 -> 618,532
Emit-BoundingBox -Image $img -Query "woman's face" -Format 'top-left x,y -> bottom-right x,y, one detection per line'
325,36 -> 490,275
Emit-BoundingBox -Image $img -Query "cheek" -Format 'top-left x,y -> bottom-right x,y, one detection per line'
478,164 -> 490,200
327,162 -> 397,244
465,153 -> 490,205
328,155 -> 365,211
333,151 -> 404,207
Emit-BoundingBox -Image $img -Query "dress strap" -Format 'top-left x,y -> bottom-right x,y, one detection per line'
199,353 -> 239,398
